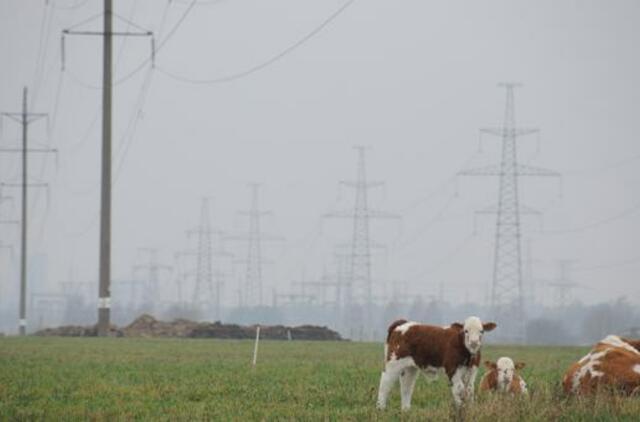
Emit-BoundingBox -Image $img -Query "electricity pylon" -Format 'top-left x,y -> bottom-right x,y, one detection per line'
190,199 -> 214,309
226,184 -> 282,308
325,146 -> 399,339
1,87 -> 56,335
459,84 -> 559,343
132,248 -> 172,312
547,260 -> 584,310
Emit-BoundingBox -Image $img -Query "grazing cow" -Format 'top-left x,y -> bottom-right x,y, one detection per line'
563,335 -> 640,395
479,357 -> 528,395
377,316 -> 497,410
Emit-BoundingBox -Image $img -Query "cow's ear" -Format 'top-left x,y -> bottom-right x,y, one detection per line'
482,322 -> 497,332
484,360 -> 496,369
515,362 -> 526,370
451,322 -> 463,330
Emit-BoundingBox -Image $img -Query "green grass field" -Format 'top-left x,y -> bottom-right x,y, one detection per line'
1,338 -> 639,421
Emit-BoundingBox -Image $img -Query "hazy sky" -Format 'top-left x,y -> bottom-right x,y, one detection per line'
1,0 -> 639,310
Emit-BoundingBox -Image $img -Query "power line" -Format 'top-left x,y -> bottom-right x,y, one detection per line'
155,0 -> 356,84
397,194 -> 458,251
171,0 -> 226,5
573,256 -> 640,272
32,2 -> 56,105
562,152 -> 640,176
409,232 -> 476,279
543,200 -> 640,235
50,0 -> 90,11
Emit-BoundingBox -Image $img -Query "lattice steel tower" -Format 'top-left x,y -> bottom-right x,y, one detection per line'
226,184 -> 282,308
192,198 -> 215,307
326,146 -> 398,338
460,84 -> 558,342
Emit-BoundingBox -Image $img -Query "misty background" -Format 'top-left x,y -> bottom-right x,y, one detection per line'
1,0 -> 639,343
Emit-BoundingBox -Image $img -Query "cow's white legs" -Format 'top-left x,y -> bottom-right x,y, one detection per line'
464,366 -> 478,402
377,358 -> 411,410
377,370 -> 400,410
450,367 -> 467,407
399,367 -> 418,411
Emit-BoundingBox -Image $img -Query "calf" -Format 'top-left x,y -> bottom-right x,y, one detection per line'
377,316 -> 496,410
479,357 -> 527,395
563,335 -> 640,395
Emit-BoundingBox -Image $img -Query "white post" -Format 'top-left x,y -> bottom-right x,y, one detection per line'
287,329 -> 292,341
252,325 -> 261,368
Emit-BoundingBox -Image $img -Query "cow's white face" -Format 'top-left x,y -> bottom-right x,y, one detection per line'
463,316 -> 484,354
497,357 -> 515,387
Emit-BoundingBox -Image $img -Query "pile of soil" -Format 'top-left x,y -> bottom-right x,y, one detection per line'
121,314 -> 199,338
34,324 -> 121,337
190,322 -> 342,341
34,314 -> 343,341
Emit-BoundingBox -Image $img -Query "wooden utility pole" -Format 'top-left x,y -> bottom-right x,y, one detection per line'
1,87 -> 54,335
96,0 -> 113,336
62,0 -> 154,336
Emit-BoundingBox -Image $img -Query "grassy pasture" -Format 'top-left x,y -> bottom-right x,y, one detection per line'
1,338 -> 639,421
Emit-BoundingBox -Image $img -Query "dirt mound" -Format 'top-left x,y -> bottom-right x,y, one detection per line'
190,323 -> 342,341
34,324 -> 121,337
34,315 -> 343,341
121,314 -> 198,338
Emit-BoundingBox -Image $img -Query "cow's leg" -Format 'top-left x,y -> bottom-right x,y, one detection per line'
399,366 -> 418,411
450,366 -> 467,407
464,366 -> 478,402
377,359 -> 406,410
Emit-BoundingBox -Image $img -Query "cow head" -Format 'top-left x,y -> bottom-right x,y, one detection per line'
492,357 -> 525,389
453,316 -> 496,354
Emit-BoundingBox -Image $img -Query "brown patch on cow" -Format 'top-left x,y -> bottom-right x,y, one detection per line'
508,374 -> 526,394
479,366 -> 498,392
479,362 -> 526,394
386,322 -> 480,379
563,337 -> 640,395
620,337 -> 640,353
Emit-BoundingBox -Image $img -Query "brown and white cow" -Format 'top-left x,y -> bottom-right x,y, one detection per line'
376,316 -> 497,410
563,335 -> 640,395
479,357 -> 528,395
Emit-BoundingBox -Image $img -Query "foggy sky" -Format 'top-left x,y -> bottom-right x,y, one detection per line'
1,0 -> 639,314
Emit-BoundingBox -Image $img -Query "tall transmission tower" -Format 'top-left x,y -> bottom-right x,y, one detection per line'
191,199 -> 214,309
547,260 -> 584,310
188,198 -> 220,313
62,0 -> 154,336
227,184 -> 282,308
173,250 -> 197,308
325,146 -> 399,339
186,198 -> 235,320
459,84 -> 559,343
132,248 -> 172,312
1,87 -> 56,335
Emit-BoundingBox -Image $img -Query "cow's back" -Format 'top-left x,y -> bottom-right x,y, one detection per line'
386,323 -> 455,369
564,339 -> 640,395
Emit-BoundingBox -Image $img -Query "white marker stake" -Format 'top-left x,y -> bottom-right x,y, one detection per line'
252,325 -> 261,368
